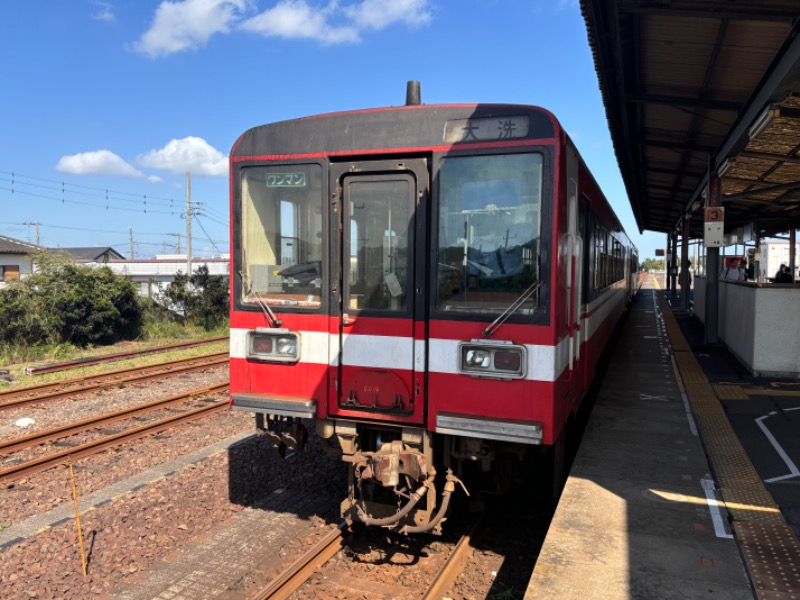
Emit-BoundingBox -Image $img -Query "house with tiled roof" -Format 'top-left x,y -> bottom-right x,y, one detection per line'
47,247 -> 126,262
0,234 -> 42,285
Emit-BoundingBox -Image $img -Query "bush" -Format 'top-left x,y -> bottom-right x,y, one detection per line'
0,285 -> 52,345
0,251 -> 144,347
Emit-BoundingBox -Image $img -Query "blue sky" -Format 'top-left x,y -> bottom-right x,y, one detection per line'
0,0 -> 662,259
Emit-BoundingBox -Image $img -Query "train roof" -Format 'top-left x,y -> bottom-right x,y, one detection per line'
231,104 -> 560,159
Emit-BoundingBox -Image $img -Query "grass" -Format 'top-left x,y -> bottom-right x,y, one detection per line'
0,342 -> 78,367
0,322 -> 229,390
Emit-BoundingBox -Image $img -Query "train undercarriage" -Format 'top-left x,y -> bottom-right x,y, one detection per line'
256,414 -> 544,535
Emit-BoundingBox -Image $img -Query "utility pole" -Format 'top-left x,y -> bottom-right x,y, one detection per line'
186,172 -> 192,278
129,228 -> 134,259
23,221 -> 40,246
168,232 -> 181,253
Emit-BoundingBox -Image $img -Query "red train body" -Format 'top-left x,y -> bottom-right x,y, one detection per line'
229,96 -> 638,533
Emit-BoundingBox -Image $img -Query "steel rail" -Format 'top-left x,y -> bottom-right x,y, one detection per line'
0,390 -> 230,484
422,515 -> 484,600
0,382 -> 229,454
25,336 -> 228,375
0,352 -> 228,411
253,520 -> 350,600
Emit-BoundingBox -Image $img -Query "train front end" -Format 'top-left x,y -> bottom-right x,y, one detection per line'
229,102 -> 571,534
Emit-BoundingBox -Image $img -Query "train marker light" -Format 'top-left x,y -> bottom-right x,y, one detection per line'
494,350 -> 522,373
247,329 -> 300,363
458,340 -> 526,379
252,336 -> 273,354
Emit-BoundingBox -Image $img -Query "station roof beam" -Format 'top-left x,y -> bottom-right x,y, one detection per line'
581,0 -> 800,240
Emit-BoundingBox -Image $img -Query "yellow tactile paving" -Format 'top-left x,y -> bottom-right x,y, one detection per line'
748,389 -> 800,397
714,384 -> 750,400
659,292 -> 800,598
711,384 -> 800,400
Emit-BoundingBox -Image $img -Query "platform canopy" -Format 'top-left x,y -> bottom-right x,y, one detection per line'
581,0 -> 800,240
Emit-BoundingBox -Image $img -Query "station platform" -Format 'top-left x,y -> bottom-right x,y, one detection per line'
526,279 -> 800,599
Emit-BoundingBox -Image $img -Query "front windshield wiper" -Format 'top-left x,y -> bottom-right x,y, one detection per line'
481,279 -> 543,337
240,270 -> 283,328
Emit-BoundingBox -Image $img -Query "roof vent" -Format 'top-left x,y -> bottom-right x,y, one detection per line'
406,80 -> 421,106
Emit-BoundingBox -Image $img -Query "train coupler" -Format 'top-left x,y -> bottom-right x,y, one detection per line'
343,438 -> 470,534
361,440 -> 427,486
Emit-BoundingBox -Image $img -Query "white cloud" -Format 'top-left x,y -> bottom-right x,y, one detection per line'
138,136 -> 227,176
91,1 -> 117,22
343,0 -> 431,30
241,0 -> 431,44
133,0 -> 250,58
134,0 -> 433,56
147,175 -> 165,183
240,0 -> 359,44
56,150 -> 143,177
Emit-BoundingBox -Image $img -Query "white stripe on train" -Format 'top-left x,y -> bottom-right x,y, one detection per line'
230,288 -> 624,383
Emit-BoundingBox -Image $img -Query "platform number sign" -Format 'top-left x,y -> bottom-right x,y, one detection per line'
704,207 -> 724,247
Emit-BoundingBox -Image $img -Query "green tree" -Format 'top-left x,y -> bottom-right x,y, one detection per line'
162,271 -> 193,321
161,266 -> 229,330
641,258 -> 665,272
190,265 -> 229,330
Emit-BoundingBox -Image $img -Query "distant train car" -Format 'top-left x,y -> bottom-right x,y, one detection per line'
229,83 -> 637,534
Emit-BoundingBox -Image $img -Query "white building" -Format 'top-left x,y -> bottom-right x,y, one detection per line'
0,235 -> 230,297
79,255 -> 230,297
756,241 -> 798,281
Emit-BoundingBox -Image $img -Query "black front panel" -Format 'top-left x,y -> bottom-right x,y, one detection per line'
233,105 -> 557,158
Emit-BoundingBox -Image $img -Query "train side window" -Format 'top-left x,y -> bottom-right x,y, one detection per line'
280,200 -> 298,265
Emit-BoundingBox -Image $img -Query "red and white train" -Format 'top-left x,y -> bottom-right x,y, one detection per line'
229,84 -> 638,534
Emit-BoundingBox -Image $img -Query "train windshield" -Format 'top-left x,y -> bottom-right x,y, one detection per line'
436,153 -> 543,314
239,164 -> 323,308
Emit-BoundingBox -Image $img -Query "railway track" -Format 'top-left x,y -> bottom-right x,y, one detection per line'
421,514 -> 484,599
0,382 -> 229,484
252,515 -> 484,600
253,520 -> 350,600
0,352 -> 228,411
25,336 -> 228,375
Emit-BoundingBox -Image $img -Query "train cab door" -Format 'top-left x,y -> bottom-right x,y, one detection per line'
328,159 -> 428,424
566,146 -> 583,374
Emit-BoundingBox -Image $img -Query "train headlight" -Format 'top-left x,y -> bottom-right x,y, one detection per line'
465,349 -> 491,368
458,340 -> 526,379
247,329 -> 300,363
276,336 -> 297,356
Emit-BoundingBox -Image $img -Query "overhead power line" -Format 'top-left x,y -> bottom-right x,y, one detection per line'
0,183 -> 179,215
0,169 -> 230,229
1,170 -> 178,207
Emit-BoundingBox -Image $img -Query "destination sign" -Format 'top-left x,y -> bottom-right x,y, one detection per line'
266,173 -> 306,187
444,116 -> 530,143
